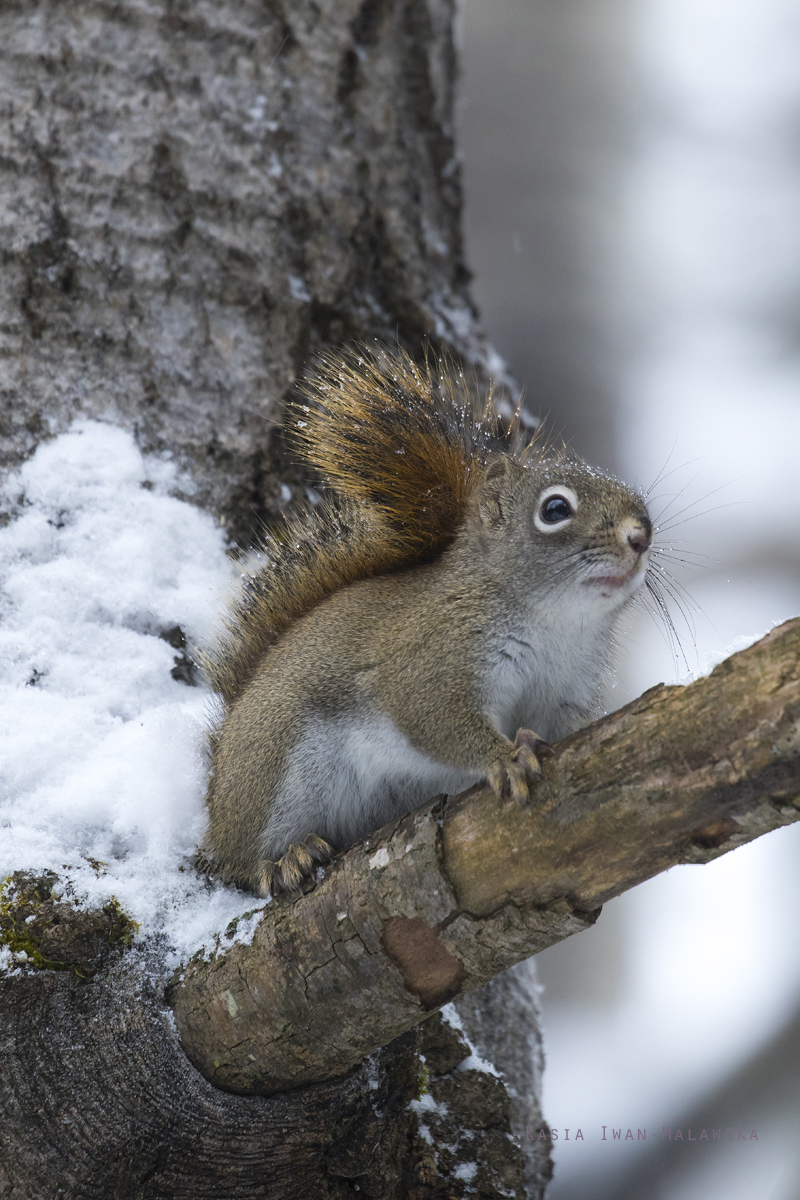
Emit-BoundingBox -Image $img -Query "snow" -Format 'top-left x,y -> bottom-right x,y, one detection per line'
678,629 -> 768,683
440,1003 -> 501,1078
410,1091 -> 448,1115
0,421 -> 268,969
453,1161 -> 477,1182
368,846 -> 390,870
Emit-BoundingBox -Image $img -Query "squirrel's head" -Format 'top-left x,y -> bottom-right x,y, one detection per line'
467,453 -> 653,616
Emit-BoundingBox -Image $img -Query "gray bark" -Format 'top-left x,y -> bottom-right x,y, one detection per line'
454,962 -> 552,1198
0,2 -> 539,1197
0,956 -> 530,1199
0,0 -> 505,542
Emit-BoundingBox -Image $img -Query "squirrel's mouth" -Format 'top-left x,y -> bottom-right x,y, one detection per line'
583,562 -> 647,595
587,572 -> 630,588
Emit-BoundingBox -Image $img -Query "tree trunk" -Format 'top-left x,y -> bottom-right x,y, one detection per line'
0,2 -> 541,1197
0,0 -> 505,544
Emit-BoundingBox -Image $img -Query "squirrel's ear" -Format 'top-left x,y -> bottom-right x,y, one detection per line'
476,456 -> 525,527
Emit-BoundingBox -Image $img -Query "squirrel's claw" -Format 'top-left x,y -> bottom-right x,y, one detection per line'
487,728 -> 552,806
514,727 -> 555,760
255,833 -> 333,896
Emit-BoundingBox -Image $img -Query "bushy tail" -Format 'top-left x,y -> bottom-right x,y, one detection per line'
203,344 -> 526,704
292,343 -> 525,560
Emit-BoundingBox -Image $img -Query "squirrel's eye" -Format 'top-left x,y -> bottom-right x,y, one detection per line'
540,495 -> 573,524
534,485 -> 579,532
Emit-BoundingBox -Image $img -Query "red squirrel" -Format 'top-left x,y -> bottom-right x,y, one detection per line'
201,345 -> 652,894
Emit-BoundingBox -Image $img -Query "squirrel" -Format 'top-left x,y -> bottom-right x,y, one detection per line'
200,344 -> 653,896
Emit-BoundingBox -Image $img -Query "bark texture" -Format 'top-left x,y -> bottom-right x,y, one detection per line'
453,961 -> 552,1197
0,0 -> 501,542
0,959 -> 529,1199
0,3 -> 540,1196
171,617 -> 800,1094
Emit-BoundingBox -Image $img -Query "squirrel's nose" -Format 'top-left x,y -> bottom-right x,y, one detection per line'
619,517 -> 652,557
628,526 -> 652,556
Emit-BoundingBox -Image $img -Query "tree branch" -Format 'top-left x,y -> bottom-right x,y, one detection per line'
171,617 -> 800,1096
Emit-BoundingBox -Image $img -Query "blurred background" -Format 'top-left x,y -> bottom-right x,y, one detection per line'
458,0 -> 800,1196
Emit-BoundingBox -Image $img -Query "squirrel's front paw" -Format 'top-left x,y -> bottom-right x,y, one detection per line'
487,728 -> 554,805
255,833 -> 333,897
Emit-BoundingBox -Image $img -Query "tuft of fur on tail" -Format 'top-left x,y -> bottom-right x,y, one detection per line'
291,343 -> 529,559
202,344 -> 531,705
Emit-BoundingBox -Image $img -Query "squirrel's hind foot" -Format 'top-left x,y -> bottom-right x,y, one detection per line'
487,728 -> 554,805
255,834 -> 333,896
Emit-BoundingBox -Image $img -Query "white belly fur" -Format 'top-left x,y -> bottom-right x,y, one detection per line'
262,712 -> 481,856
483,619 -> 608,743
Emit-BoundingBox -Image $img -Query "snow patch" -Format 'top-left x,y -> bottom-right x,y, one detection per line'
410,1092 -> 448,1116
441,1003 -> 502,1077
368,846 -> 390,870
0,421 -> 266,968
454,1161 -> 477,1182
677,624 -> 790,684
